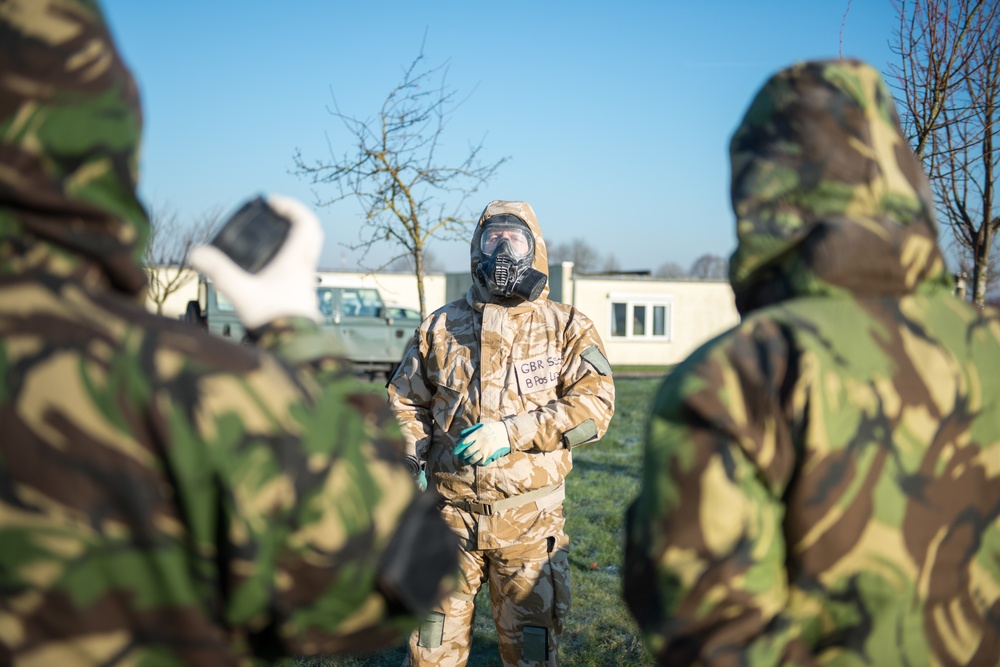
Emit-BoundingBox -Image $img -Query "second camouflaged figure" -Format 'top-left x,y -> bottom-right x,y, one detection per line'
624,60 -> 1000,665
389,200 -> 616,667
0,2 -> 457,665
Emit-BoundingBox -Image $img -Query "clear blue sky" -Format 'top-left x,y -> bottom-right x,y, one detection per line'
102,1 -> 900,275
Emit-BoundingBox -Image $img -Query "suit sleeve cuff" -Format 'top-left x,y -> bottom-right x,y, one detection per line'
504,413 -> 539,452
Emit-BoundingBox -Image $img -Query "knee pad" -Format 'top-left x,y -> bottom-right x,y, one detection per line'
417,612 -> 445,649
523,625 -> 548,662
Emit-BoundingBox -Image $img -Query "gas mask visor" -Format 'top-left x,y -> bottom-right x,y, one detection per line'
480,220 -> 533,260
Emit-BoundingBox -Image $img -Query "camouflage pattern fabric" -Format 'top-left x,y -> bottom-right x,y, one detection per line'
389,200 -> 616,666
0,2 -> 457,665
0,0 -> 149,297
405,534 -> 571,667
623,59 -> 1000,666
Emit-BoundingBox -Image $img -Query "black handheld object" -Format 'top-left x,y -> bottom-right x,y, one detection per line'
402,455 -> 423,478
210,197 -> 291,273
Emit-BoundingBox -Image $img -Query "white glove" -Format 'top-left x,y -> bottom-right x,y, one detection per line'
190,194 -> 322,329
453,422 -> 511,466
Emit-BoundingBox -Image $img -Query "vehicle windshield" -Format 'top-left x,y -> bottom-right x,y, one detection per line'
317,287 -> 384,317
216,289 -> 236,312
388,306 -> 421,320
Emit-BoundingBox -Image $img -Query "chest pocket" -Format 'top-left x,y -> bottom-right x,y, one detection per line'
428,351 -> 476,434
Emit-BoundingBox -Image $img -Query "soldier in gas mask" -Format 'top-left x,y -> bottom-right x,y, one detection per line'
389,200 -> 616,666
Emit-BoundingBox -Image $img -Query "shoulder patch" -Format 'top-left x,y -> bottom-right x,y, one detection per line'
581,345 -> 612,376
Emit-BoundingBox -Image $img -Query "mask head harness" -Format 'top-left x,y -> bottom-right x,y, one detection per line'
475,214 -> 547,302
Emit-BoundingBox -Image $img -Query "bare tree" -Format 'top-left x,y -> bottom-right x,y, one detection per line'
654,261 -> 687,279
143,202 -> 218,315
386,246 -> 444,273
888,0 -> 1000,306
689,254 -> 728,279
293,46 -> 507,318
547,238 -> 603,274
949,225 -> 1000,296
601,254 -> 621,273
839,0 -> 853,59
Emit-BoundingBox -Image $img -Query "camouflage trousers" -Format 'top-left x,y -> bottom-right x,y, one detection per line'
405,532 -> 571,667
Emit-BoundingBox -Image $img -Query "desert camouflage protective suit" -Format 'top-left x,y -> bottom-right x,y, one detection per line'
388,200 -> 616,666
624,59 -> 1000,666
0,2 -> 457,665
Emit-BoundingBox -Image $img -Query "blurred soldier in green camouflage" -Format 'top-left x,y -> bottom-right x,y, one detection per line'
623,58 -> 1000,665
0,2 -> 457,665
388,200 -> 616,666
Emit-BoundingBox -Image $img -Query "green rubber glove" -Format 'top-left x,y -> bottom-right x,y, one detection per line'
416,470 -> 427,491
453,422 -> 511,466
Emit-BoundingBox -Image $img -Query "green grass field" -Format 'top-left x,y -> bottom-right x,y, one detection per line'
290,375 -> 665,667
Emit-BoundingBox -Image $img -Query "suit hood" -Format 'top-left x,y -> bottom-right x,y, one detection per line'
0,0 -> 150,298
468,200 -> 550,307
728,59 -> 951,315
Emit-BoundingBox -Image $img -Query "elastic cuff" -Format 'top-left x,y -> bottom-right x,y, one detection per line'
246,315 -> 320,343
504,413 -> 538,451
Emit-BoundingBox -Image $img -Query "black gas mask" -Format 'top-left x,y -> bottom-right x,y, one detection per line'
475,214 -> 547,302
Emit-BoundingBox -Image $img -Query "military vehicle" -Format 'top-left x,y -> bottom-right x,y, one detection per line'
185,275 -> 421,377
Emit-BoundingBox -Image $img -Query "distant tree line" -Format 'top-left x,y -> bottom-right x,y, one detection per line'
547,238 -> 728,279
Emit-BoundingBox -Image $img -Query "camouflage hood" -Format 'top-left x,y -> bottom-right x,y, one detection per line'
468,199 -> 550,308
0,0 -> 150,298
728,59 -> 951,315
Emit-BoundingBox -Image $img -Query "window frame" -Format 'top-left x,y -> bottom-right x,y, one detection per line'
608,293 -> 673,341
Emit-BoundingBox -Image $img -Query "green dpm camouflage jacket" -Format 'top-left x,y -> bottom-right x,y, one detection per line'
0,2 -> 456,666
624,60 -> 1000,666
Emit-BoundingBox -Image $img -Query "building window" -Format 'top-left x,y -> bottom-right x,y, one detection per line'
611,302 -> 628,337
653,305 -> 666,336
609,295 -> 672,340
632,305 -> 646,336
